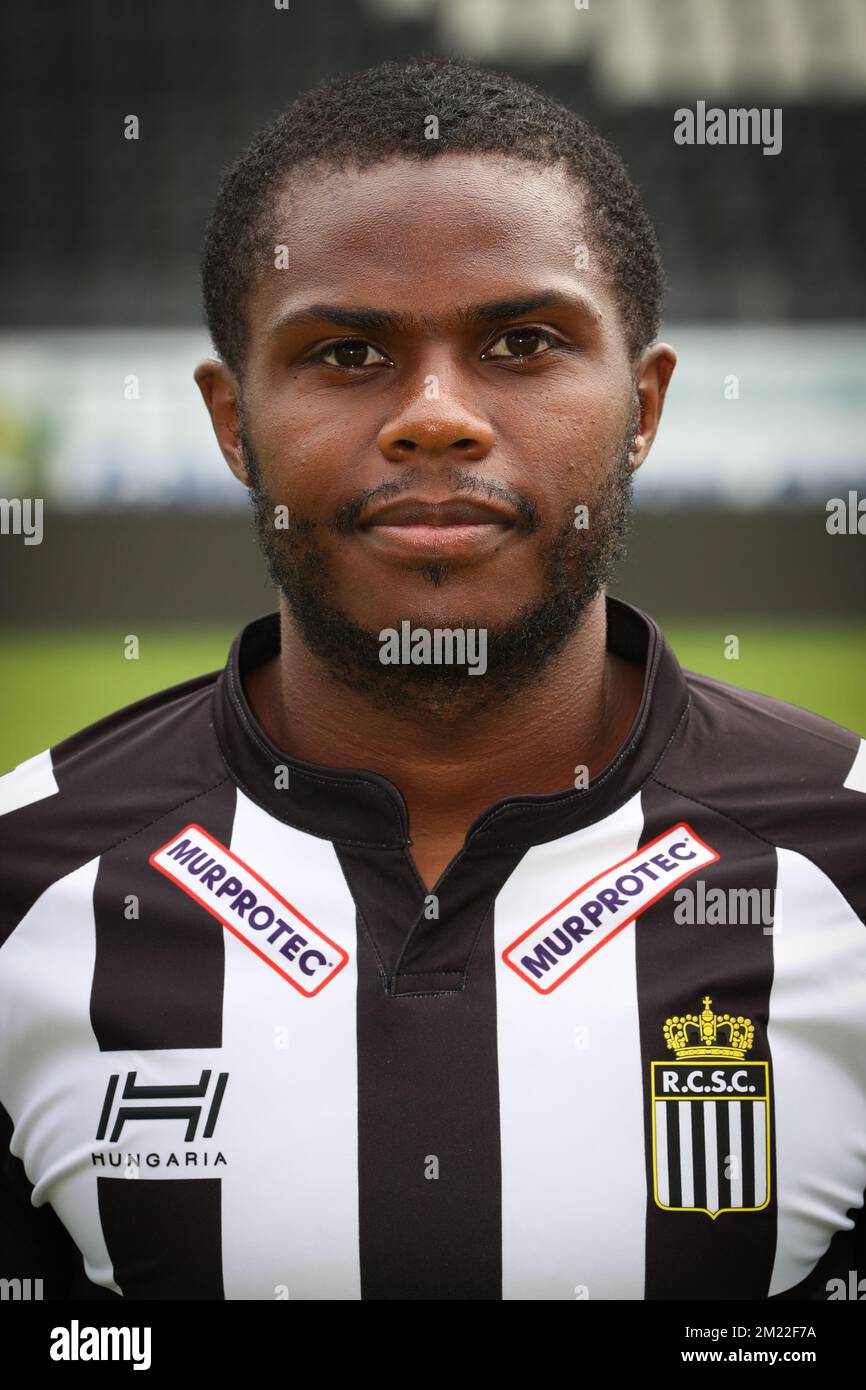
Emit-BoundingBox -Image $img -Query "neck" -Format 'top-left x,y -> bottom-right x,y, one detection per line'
243,591 -> 645,841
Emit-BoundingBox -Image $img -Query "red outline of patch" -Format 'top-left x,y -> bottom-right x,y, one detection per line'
150,822 -> 349,997
502,822 -> 719,995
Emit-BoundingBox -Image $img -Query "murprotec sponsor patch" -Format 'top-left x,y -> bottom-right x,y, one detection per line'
150,823 -> 348,996
503,823 -> 719,994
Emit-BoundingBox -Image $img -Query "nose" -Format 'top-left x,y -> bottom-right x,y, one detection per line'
377,382 -> 495,464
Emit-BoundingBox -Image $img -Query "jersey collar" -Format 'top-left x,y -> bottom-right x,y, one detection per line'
212,595 -> 690,852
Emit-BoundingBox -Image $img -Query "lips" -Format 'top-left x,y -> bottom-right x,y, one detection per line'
356,493 -> 520,563
359,496 -> 517,528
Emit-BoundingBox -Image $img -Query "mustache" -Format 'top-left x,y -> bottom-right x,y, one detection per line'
329,472 -> 541,536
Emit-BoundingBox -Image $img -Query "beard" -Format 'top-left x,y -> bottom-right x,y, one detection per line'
237,399 -> 639,718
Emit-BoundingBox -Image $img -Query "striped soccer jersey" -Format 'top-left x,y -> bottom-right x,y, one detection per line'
1,595 -> 865,1301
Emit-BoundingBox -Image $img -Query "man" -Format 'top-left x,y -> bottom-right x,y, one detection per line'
1,56 -> 864,1301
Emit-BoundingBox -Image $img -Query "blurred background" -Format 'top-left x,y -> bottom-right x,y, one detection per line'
1,0 -> 864,772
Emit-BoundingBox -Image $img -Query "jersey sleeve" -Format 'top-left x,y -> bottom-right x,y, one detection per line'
0,1101 -> 75,1299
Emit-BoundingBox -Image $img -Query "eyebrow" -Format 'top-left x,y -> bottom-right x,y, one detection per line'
268,290 -> 600,338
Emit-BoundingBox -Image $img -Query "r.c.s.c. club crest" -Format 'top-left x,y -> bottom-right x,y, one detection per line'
651,996 -> 771,1219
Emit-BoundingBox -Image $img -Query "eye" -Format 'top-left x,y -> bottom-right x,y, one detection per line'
313,338 -> 390,369
483,327 -> 561,360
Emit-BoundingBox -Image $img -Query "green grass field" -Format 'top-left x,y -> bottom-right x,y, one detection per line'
0,619 -> 864,776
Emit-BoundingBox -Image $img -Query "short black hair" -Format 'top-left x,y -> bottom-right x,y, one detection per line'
200,54 -> 665,384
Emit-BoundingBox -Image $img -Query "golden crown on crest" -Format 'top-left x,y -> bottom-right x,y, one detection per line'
663,996 -> 754,1060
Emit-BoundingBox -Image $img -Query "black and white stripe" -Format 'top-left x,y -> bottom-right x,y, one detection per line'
1,601 -> 864,1299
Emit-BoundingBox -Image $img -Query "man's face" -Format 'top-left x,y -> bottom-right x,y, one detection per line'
214,154 -> 661,712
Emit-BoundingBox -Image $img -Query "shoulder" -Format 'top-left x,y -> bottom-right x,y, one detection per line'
673,667 -> 863,792
0,669 -> 230,946
654,667 -> 866,914
682,659 -> 858,741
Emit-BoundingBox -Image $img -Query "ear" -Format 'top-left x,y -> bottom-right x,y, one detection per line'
628,342 -> 677,471
193,359 -> 251,486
